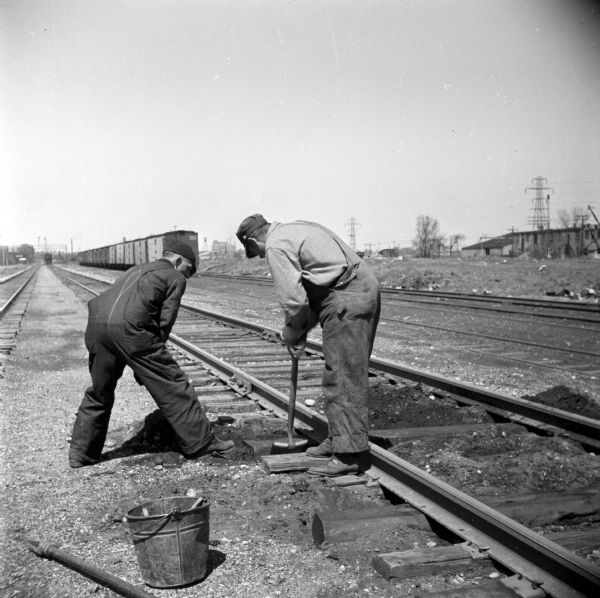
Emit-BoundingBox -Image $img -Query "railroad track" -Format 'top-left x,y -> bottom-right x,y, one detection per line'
197,271 -> 600,316
0,266 -> 38,377
195,272 -> 600,384
50,265 -> 600,597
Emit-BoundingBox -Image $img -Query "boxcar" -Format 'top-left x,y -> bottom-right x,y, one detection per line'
79,230 -> 199,271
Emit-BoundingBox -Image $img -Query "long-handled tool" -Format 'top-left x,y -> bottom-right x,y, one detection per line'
26,539 -> 158,598
272,348 -> 309,453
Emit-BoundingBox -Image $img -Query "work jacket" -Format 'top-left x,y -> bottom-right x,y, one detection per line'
86,259 -> 186,351
265,221 -> 373,342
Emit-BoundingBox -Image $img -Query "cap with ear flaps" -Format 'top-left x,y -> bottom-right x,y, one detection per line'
236,214 -> 268,258
164,240 -> 197,274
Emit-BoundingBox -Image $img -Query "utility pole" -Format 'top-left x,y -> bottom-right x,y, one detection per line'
586,206 -> 600,253
479,235 -> 488,256
525,176 -> 553,230
345,217 -> 359,251
507,227 -> 518,256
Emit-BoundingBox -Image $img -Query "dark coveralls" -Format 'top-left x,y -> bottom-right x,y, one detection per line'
267,222 -> 381,454
69,259 -> 213,466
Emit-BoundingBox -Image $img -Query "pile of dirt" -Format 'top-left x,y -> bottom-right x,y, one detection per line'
367,381 -> 493,429
522,385 -> 600,419
389,427 -> 600,498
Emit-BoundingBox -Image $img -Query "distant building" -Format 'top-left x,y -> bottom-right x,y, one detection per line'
211,240 -> 236,257
378,247 -> 401,259
461,237 -> 514,258
462,225 -> 600,259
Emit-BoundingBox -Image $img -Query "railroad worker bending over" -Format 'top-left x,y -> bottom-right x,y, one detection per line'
236,215 -> 381,477
69,240 -> 234,468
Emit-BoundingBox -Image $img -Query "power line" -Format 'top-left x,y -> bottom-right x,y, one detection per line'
345,217 -> 360,251
525,176 -> 553,230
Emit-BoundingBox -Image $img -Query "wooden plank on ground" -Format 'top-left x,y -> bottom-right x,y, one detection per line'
312,504 -> 430,545
369,423 -> 526,447
423,579 -> 542,598
546,527 -> 600,553
326,474 -> 367,487
261,453 -> 334,473
372,542 -> 490,579
202,401 -> 258,413
481,489 -> 600,526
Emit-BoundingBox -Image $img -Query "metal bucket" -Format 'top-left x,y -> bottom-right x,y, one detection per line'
126,496 -> 209,588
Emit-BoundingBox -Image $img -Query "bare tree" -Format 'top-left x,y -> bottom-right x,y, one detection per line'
413,215 -> 444,258
448,233 -> 465,256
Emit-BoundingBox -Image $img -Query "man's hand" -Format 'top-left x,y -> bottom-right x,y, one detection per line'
280,326 -> 305,358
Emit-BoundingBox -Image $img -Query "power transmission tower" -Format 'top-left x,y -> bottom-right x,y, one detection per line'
345,217 -> 359,251
524,176 -> 553,230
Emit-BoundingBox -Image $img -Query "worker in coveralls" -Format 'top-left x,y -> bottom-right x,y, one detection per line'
236,215 -> 381,477
68,241 -> 234,468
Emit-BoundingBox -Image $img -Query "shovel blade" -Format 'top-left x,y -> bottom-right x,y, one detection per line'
270,437 -> 309,454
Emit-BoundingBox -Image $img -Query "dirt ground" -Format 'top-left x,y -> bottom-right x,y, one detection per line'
1,264 -> 599,598
202,254 -> 600,300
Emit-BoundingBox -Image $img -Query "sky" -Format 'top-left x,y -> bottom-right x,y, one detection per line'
1,0 -> 599,253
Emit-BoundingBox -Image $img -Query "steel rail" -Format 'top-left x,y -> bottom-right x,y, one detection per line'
368,353 -> 600,442
381,315 -> 600,359
168,332 -> 327,439
390,287 -> 600,314
197,271 -> 600,314
381,294 -> 600,325
182,304 -> 600,443
54,269 -> 600,596
369,445 -> 600,598
51,271 -> 600,444
168,330 -> 600,598
0,267 -> 38,316
0,265 -> 34,284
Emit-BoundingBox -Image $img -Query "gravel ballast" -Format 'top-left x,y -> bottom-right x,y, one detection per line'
0,268 -> 440,597
1,266 -> 598,597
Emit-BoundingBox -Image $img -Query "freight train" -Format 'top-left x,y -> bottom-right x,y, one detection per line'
78,230 -> 199,271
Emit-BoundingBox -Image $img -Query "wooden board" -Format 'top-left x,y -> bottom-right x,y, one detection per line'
481,489 -> 600,526
261,453 -> 334,473
422,579 -> 543,598
372,542 -> 490,579
545,527 -> 600,553
312,504 -> 430,545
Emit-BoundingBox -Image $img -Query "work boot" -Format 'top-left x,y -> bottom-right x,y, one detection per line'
307,452 -> 370,477
69,458 -> 98,469
306,438 -> 334,458
185,437 -> 235,459
68,454 -> 100,469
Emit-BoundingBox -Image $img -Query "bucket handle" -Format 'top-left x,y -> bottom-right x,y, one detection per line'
132,498 -> 204,534
133,507 -> 184,534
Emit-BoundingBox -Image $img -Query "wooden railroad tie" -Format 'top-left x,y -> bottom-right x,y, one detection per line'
372,541 -> 491,579
481,488 -> 600,527
312,504 -> 430,546
413,575 -> 545,598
